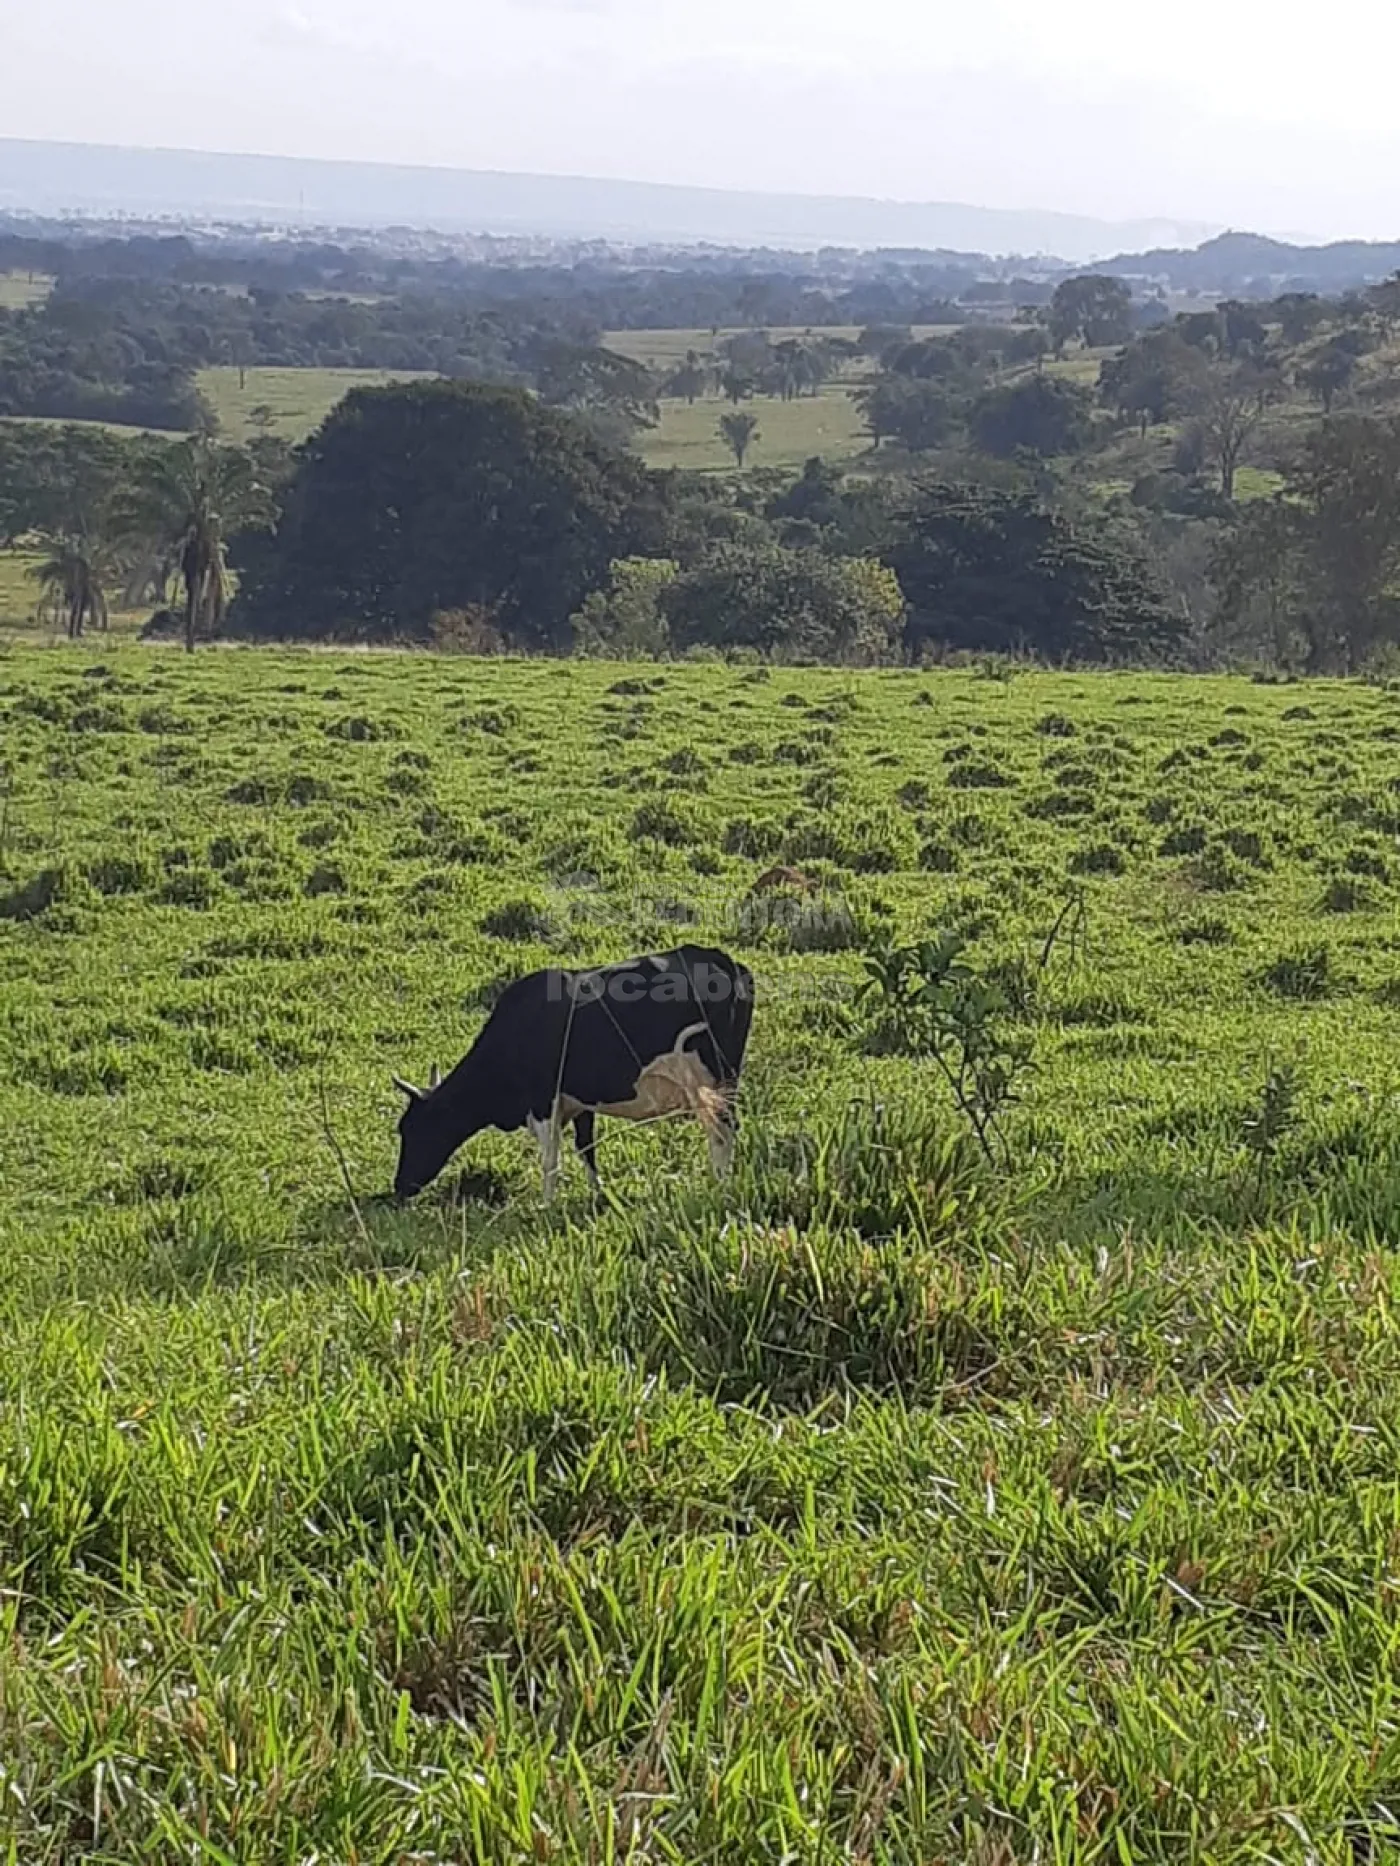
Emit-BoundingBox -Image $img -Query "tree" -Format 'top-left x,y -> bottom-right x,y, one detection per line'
29,529 -> 116,638
854,378 -> 959,454
1289,416 -> 1400,669
570,556 -> 678,657
969,376 -> 1094,458
719,411 -> 760,469
1099,332 -> 1200,435
1210,417 -> 1400,672
528,341 -> 660,449
1367,273 -> 1400,335
664,542 -> 905,664
231,381 -> 661,650
0,422 -> 138,546
1217,300 -> 1269,360
1047,275 -> 1133,354
888,481 -> 1184,664
1298,341 -> 1357,414
113,437 -> 276,652
1208,499 -> 1308,668
665,352 -> 709,405
1189,364 -> 1272,501
1273,292 -> 1325,346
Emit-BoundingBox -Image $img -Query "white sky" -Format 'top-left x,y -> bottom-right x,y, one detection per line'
3,0 -> 1398,239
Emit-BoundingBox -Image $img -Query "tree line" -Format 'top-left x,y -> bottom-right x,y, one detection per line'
9,259 -> 1400,673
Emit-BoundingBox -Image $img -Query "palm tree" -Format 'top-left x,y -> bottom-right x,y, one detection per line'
29,531 -> 115,639
114,438 -> 275,653
719,411 -> 760,470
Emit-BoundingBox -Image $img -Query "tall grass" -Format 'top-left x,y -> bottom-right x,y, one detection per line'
4,645 -> 1400,1859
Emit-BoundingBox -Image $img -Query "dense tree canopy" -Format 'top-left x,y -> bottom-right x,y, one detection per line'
232,381 -> 663,647
889,481 -> 1184,664
663,543 -> 905,664
969,376 -> 1094,459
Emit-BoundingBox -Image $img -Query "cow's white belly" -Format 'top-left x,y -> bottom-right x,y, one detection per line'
558,1021 -> 722,1126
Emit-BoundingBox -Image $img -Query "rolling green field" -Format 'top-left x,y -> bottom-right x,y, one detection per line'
0,546 -> 40,624
603,327 -> 963,370
0,270 -> 52,309
4,643 -> 1400,1858
195,365 -> 438,443
639,383 -> 872,472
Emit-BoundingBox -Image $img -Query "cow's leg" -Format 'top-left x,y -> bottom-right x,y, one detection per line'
527,1109 -> 563,1203
706,1098 -> 738,1180
573,1111 -> 601,1191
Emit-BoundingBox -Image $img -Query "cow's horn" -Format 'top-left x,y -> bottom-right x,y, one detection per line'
391,1073 -> 424,1101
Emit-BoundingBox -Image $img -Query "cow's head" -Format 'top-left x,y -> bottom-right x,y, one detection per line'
390,1063 -> 453,1200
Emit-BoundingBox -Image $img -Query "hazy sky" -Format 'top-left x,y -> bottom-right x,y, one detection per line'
5,0 -> 1398,239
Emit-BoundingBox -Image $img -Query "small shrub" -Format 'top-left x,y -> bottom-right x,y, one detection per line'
0,865 -> 71,921
84,852 -> 153,897
158,867 -> 220,909
481,898 -> 555,942
631,800 -> 699,847
1321,875 -> 1376,914
324,714 -> 403,742
1160,823 -> 1207,857
1026,790 -> 1092,821
304,863 -> 348,897
1178,914 -> 1234,947
1195,840 -> 1254,893
947,760 -> 1014,791
1070,842 -> 1127,877
1257,945 -> 1337,1000
722,817 -> 783,858
662,747 -> 708,777
1036,713 -> 1076,737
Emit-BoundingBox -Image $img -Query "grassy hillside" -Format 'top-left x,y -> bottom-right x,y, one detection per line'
639,383 -> 871,471
0,270 -> 52,309
3,643 -> 1400,1858
196,364 -> 438,443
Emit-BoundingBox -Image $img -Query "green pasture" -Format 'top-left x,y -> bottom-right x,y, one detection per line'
196,365 -> 438,443
4,642 -> 1400,1858
638,382 -> 872,471
0,270 -> 52,310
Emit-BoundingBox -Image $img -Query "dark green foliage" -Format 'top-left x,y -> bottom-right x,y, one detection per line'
969,375 -> 1094,458
663,542 -> 904,664
891,481 -> 1185,664
479,897 -> 555,942
857,929 -> 1035,1163
233,382 -> 661,648
1258,945 -> 1338,1000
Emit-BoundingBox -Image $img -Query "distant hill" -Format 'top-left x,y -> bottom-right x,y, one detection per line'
1103,229 -> 1400,295
0,138 -> 1214,266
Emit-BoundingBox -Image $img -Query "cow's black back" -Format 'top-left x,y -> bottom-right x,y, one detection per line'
474,946 -> 753,1124
393,946 -> 754,1197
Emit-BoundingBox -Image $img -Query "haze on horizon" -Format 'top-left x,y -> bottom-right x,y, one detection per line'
3,0 -> 1397,245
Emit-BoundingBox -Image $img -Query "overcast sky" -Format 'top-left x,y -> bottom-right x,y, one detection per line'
4,0 -> 1397,240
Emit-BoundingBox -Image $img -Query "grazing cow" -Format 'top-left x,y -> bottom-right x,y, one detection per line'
391,946 -> 754,1202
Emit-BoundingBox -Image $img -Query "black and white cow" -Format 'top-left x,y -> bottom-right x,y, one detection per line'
391,946 -> 754,1201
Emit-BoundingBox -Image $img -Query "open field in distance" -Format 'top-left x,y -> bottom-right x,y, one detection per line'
196,364 -> 439,443
637,381 -> 871,471
0,270 -> 52,309
3,642 -> 1400,1856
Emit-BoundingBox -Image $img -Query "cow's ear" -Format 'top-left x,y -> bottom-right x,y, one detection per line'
428,1062 -> 443,1092
392,1073 -> 423,1102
